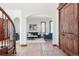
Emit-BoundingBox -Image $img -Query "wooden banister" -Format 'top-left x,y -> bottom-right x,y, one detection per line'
0,7 -> 16,55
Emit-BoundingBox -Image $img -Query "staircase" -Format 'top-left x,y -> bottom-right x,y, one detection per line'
0,7 -> 16,55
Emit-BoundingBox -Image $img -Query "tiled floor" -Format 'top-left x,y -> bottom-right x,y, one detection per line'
15,39 -> 67,56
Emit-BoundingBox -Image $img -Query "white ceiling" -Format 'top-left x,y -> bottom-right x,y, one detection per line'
0,3 -> 58,17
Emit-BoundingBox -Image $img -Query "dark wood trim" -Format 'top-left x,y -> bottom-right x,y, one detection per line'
57,3 -> 67,10
53,44 -> 59,47
21,44 -> 27,47
77,4 -> 79,55
58,8 -> 61,49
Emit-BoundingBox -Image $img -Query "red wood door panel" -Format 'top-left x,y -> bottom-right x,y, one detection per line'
0,18 -> 4,41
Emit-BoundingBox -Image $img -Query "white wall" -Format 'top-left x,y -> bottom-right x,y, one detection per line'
14,17 -> 20,34
0,3 -> 59,45
52,5 -> 59,45
5,10 -> 21,36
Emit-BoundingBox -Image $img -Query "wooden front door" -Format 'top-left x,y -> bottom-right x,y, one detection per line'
59,4 -> 79,55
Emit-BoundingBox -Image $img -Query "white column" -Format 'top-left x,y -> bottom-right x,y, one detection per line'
20,16 -> 27,45
52,11 -> 59,46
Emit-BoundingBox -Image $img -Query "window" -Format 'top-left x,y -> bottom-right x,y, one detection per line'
49,21 -> 53,33
41,22 -> 46,34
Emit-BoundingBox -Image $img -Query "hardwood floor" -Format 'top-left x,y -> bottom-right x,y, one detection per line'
15,40 -> 67,56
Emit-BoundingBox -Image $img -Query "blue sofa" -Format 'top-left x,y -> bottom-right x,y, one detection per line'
44,33 -> 52,40
15,33 -> 19,40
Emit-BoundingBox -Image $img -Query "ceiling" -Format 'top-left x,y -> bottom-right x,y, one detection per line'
0,3 -> 58,17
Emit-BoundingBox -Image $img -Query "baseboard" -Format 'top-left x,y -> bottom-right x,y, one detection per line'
53,44 -> 59,48
20,44 -> 27,47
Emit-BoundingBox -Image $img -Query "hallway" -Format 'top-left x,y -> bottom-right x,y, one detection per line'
15,40 -> 67,56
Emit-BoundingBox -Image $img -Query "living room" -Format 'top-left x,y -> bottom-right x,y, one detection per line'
27,15 -> 53,41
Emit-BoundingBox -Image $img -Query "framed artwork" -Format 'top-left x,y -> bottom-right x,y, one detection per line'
29,24 -> 37,31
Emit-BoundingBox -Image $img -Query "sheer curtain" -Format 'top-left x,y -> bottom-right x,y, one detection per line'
41,22 -> 46,36
41,22 -> 45,33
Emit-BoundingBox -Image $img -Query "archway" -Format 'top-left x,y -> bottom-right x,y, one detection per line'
26,15 -> 53,43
